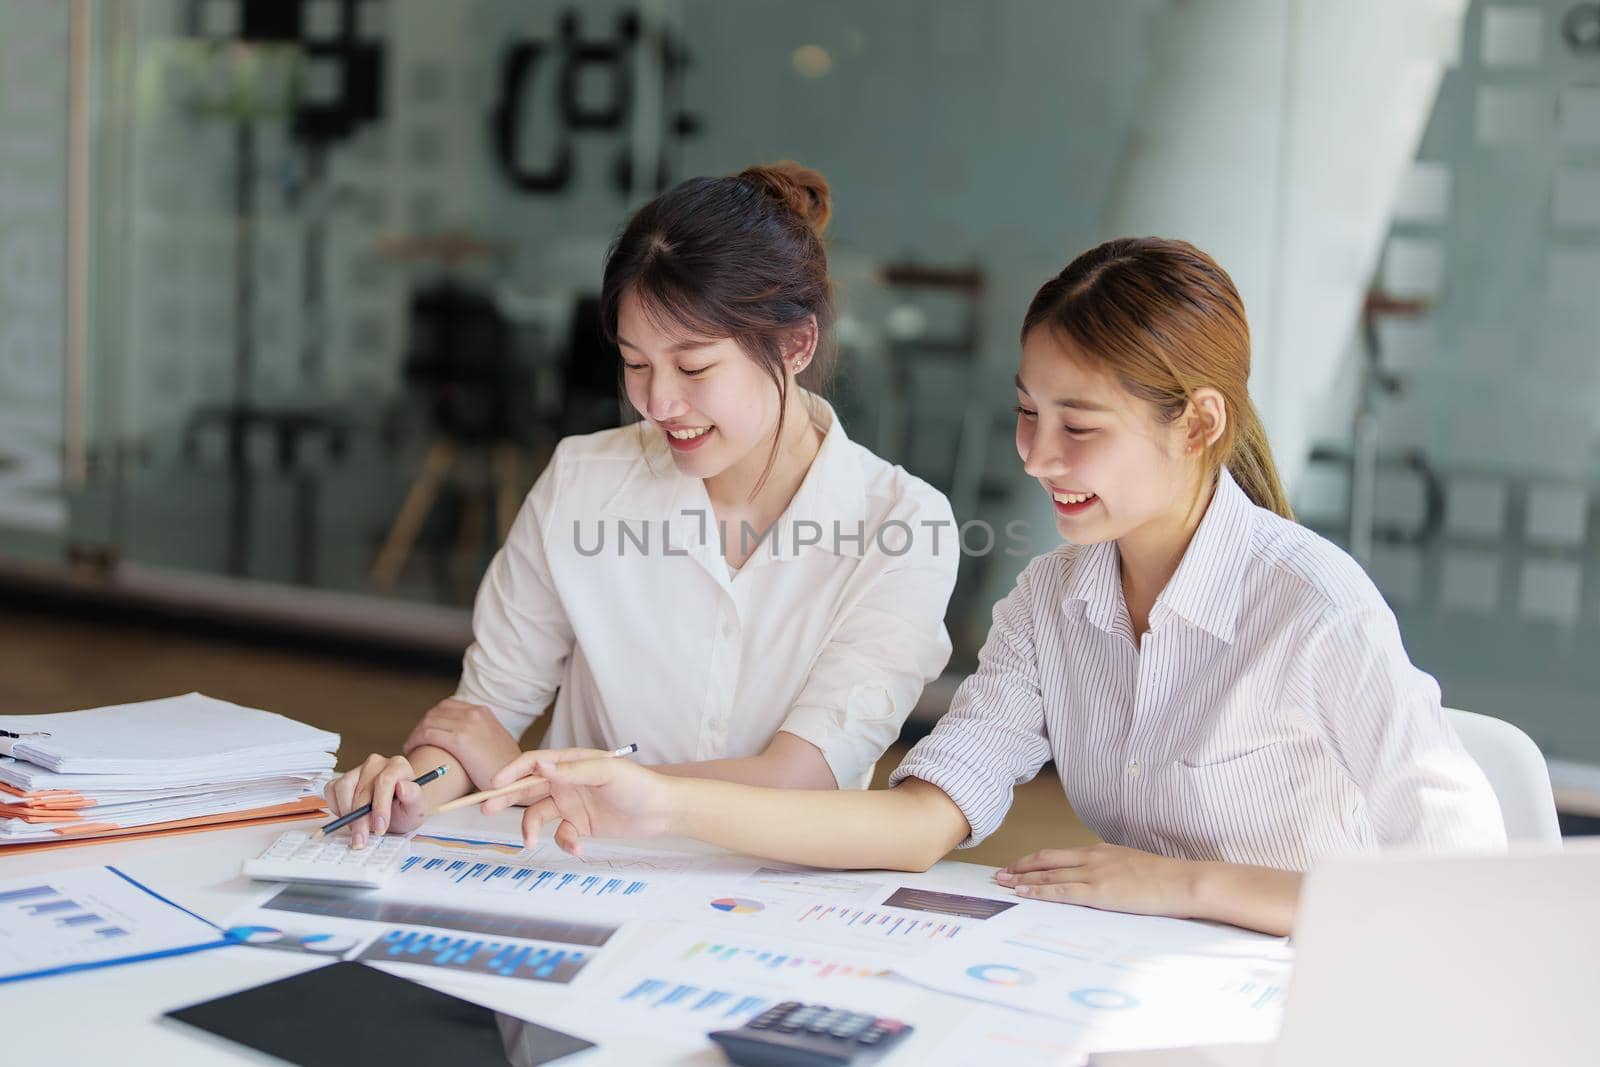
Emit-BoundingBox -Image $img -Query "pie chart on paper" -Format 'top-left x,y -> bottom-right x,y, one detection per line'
966,963 -> 1035,986
709,897 -> 766,914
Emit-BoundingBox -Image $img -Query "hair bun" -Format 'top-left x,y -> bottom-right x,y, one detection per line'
736,161 -> 831,236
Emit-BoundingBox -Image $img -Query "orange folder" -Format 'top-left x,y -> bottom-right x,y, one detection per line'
0,796 -> 327,854
0,782 -> 92,807
0,806 -> 88,822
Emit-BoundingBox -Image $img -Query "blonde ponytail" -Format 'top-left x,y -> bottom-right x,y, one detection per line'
1225,399 -> 1293,519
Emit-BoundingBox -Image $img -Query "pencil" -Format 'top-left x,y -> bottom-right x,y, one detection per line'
313,764 -> 448,838
432,743 -> 639,815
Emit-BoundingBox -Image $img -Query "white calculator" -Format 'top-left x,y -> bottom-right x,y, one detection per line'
242,830 -> 410,889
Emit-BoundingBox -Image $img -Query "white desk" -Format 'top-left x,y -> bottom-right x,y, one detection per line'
3,808 -> 1109,1066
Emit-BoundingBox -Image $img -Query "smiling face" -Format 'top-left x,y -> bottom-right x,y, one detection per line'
616,287 -> 788,480
1015,328 -> 1203,547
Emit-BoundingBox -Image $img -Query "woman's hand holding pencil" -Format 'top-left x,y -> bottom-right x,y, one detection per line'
323,753 -> 440,847
320,744 -> 638,847
436,744 -> 638,815
484,745 -> 652,850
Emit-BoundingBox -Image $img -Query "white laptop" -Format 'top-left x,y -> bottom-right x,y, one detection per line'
1091,839 -> 1600,1067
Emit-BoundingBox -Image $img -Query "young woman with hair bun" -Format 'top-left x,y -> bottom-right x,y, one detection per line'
494,237 -> 1506,937
326,162 -> 960,844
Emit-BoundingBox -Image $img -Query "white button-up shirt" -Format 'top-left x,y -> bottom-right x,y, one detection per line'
891,469 -> 1507,870
457,399 -> 959,789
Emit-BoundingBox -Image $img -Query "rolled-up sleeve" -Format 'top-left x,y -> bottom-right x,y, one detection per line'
777,495 -> 959,790
1297,606 -> 1508,852
455,444 -> 577,741
888,558 -> 1054,847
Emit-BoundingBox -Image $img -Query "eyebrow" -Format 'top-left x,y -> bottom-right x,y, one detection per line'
1014,374 -> 1113,412
617,335 -> 714,354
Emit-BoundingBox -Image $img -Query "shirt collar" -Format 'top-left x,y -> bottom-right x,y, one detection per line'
1149,467 -> 1256,643
1060,467 -> 1257,643
1061,540 -> 1124,635
600,393 -> 867,560
772,397 -> 867,558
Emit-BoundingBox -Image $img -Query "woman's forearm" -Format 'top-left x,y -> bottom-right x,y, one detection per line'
656,755 -> 827,788
664,776 -> 969,871
654,732 -> 838,790
1189,861 -> 1302,936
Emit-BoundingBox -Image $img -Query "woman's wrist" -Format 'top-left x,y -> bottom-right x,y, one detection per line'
1184,860 -> 1219,921
661,773 -> 696,838
1184,859 -> 1301,936
404,745 -> 472,803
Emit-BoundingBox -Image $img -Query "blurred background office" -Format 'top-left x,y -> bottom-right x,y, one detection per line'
3,0 -> 1598,852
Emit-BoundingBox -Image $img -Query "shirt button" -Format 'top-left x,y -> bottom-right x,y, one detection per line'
1126,760 -> 1141,778
720,615 -> 737,640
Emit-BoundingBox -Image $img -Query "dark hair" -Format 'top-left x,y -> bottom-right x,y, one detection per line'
1021,237 -> 1293,519
599,161 -> 835,492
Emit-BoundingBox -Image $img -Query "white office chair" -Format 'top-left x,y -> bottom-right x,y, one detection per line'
1445,707 -> 1561,845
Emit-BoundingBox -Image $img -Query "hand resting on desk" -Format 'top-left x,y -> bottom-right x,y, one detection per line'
997,844 -> 1303,936
994,844 -> 1204,917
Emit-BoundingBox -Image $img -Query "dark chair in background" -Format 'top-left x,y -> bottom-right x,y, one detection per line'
370,282 -> 533,595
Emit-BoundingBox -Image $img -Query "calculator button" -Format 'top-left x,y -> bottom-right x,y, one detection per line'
859,1031 -> 886,1046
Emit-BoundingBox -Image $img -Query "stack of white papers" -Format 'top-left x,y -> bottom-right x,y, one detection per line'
0,693 -> 338,846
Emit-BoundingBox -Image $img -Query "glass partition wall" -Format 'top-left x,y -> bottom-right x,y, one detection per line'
39,0 -> 1150,647
1296,0 -> 1600,803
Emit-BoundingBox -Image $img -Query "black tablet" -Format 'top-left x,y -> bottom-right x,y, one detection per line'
165,961 -> 595,1066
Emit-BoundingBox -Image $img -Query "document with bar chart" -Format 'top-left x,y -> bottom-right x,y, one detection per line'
392,834 -> 682,909
689,889 -> 985,959
355,927 -> 596,984
653,923 -> 890,984
229,834 -> 658,985
0,865 -> 228,984
572,923 -> 929,1046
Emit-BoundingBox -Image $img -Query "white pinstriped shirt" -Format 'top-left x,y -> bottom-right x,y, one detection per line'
890,469 -> 1507,870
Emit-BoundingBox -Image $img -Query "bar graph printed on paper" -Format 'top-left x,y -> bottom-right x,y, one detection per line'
1226,978 -> 1284,1011
0,885 -> 128,941
682,940 -> 887,979
263,883 -> 616,947
357,927 -> 591,984
397,854 -> 648,899
797,902 -> 964,941
620,977 -> 771,1021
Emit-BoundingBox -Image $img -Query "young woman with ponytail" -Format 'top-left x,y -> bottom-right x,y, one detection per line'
324,163 -> 960,845
488,237 -> 1506,937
